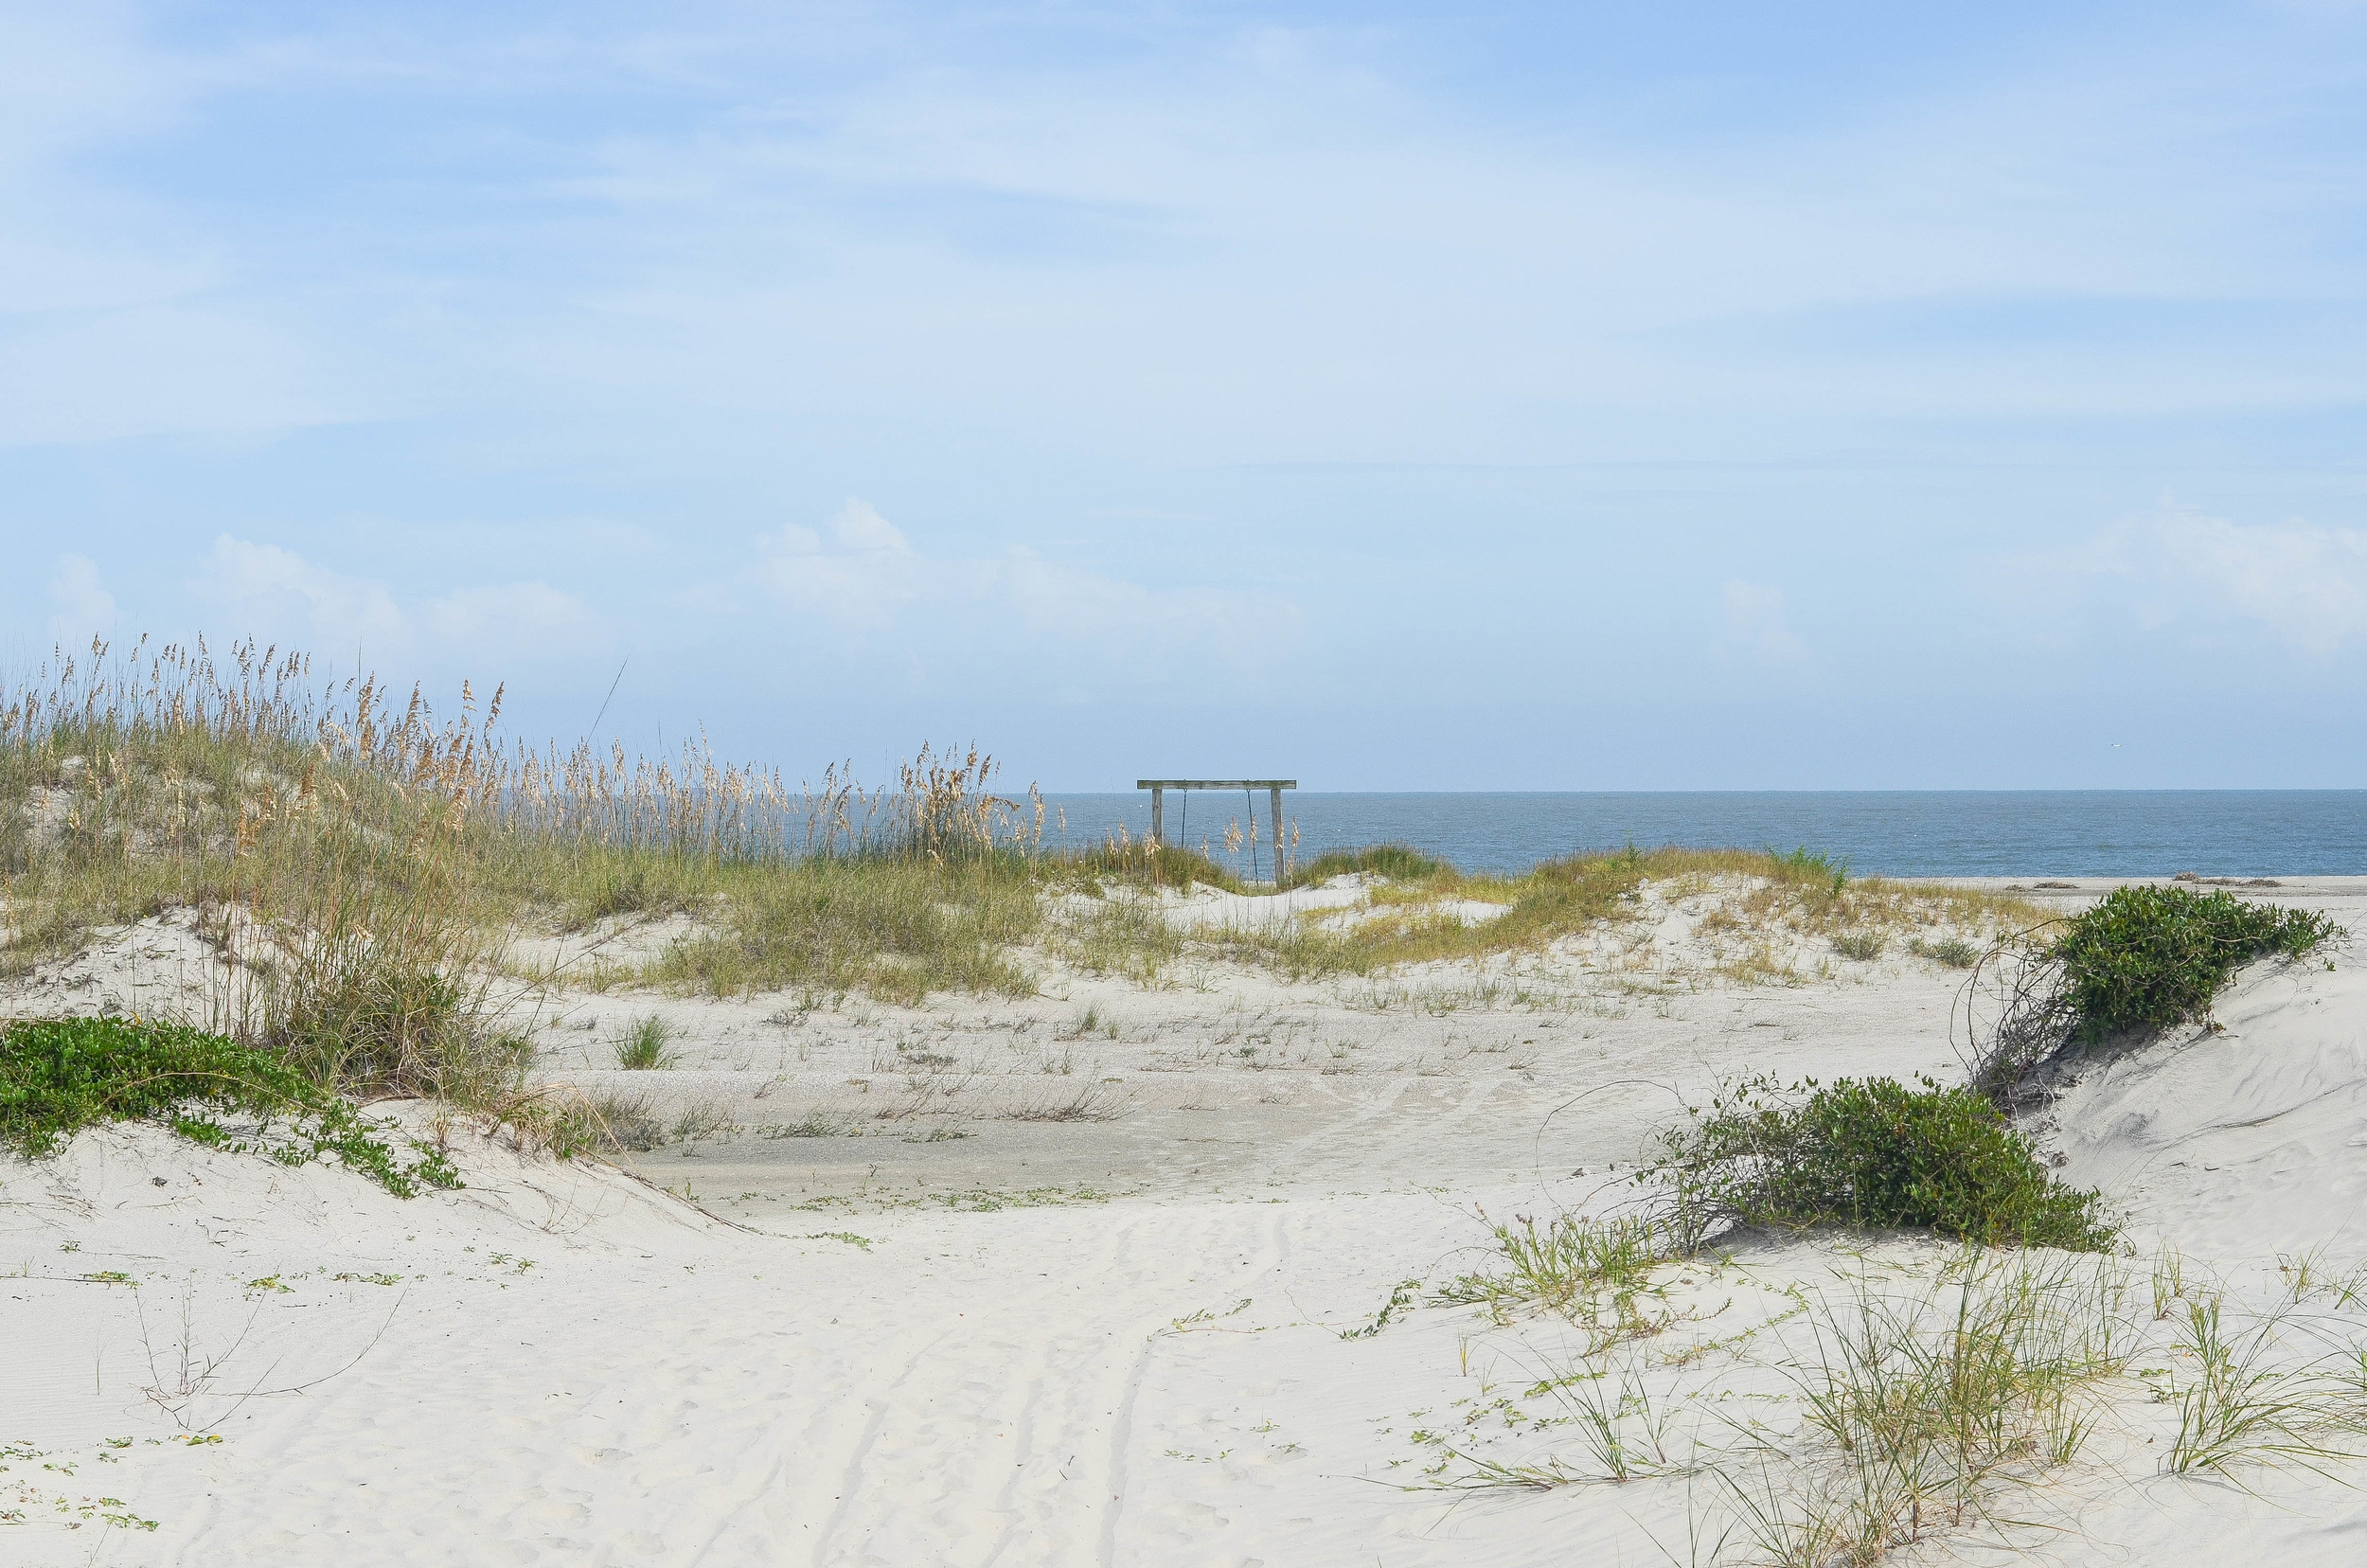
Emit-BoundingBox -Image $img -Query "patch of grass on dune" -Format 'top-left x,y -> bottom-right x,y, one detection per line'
3,637 -> 2038,1042
1202,846 -> 2033,980
1278,843 -> 1449,889
650,857 -> 1041,1006
1069,840 -> 1242,894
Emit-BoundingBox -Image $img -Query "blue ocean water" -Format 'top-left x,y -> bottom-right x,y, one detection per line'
1037,792 -> 2367,879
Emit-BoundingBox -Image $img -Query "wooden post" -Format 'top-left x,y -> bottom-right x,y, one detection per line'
1150,786 -> 1164,847
1270,785 -> 1284,881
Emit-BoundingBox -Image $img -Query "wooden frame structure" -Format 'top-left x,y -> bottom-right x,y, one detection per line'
1137,779 -> 1296,878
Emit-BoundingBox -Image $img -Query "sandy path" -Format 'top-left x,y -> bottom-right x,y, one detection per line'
2,1136 -> 1529,1566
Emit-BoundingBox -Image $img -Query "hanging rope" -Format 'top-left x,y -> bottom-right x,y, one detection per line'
1244,786 -> 1258,881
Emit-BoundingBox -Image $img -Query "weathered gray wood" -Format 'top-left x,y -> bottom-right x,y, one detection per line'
1133,780 -> 1296,790
1270,785 -> 1284,877
1150,786 -> 1164,846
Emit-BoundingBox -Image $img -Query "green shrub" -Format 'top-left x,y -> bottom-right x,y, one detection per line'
2054,885 -> 2340,1039
0,1016 -> 461,1197
1648,1076 -> 2114,1252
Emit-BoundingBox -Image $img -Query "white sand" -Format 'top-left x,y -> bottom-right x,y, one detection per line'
9,879 -> 2367,1563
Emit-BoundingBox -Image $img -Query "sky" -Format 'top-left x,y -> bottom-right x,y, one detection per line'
6,1 -> 2367,790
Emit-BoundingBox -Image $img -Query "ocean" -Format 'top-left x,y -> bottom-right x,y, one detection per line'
1036,791 -> 2367,880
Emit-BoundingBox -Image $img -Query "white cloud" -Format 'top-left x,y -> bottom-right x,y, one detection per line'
752,498 -> 1297,664
201,535 -> 411,660
2038,510 -> 2367,656
1720,580 -> 1807,665
199,535 -> 607,669
426,582 -> 607,663
757,499 -> 926,631
44,553 -> 116,644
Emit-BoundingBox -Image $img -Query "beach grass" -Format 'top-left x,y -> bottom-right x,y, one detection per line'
610,1014 -> 680,1070
0,635 -> 2038,1110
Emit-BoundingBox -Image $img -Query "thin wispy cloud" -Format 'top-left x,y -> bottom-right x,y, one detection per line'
755,499 -> 1297,667
200,536 -> 606,671
1719,580 -> 1809,667
4,5 -> 2367,783
44,554 -> 116,645
2045,510 -> 2367,658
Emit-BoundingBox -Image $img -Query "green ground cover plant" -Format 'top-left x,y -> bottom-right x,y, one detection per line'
1648,1076 -> 2116,1251
0,1015 -> 460,1197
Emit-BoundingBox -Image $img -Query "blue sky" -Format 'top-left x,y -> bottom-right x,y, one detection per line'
7,1 -> 2367,789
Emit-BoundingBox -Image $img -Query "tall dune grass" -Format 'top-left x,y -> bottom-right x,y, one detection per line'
3,636 -> 2038,1088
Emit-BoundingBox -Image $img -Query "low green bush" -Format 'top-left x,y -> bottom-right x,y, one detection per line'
2054,885 -> 2340,1039
0,1016 -> 461,1198
1648,1076 -> 2115,1252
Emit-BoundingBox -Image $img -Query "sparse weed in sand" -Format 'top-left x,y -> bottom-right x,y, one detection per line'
1830,931 -> 1885,962
764,1108 -> 851,1139
1717,1252 -> 2136,1565
2162,1293 -> 2367,1478
1003,1078 -> 1132,1122
668,1095 -> 739,1142
610,1013 -> 679,1071
1909,934 -> 1981,969
1436,1236 -> 2150,1559
584,1090 -> 662,1152
1439,1213 -> 1697,1327
1057,896 -> 1184,983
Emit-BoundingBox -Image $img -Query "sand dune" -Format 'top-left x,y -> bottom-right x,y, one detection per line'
9,881 -> 2367,1564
